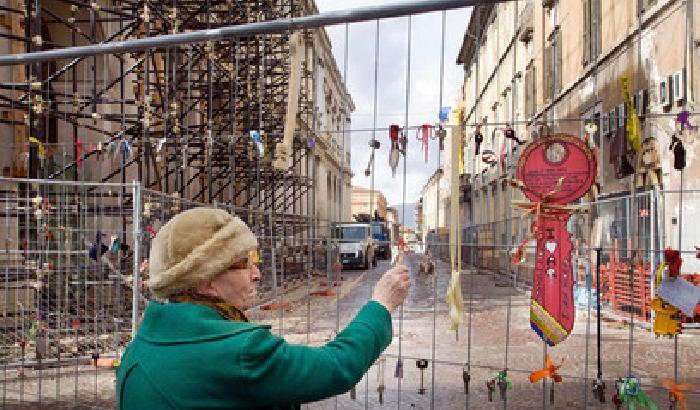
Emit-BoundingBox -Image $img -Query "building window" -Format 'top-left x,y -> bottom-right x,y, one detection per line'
544,27 -> 562,101
524,62 -> 536,118
638,0 -> 657,14
582,0 -> 601,66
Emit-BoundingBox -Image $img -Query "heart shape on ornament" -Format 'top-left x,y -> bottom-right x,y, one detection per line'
545,241 -> 557,253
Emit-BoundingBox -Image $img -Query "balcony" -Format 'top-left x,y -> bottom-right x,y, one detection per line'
519,1 -> 534,43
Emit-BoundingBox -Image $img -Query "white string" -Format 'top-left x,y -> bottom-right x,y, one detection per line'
396,14 -> 412,409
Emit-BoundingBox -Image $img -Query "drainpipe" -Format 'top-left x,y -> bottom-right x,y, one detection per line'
686,0 -> 694,105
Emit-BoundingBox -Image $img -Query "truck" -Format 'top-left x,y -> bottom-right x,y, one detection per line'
370,221 -> 392,260
331,222 -> 376,270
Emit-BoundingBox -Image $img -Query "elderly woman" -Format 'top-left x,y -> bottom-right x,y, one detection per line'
117,208 -> 409,409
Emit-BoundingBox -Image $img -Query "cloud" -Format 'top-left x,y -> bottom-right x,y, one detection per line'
316,1 -> 471,207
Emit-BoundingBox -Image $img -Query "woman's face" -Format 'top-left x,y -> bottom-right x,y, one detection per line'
197,251 -> 261,310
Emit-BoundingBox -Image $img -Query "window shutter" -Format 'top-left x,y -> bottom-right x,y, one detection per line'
524,66 -> 531,117
582,0 -> 590,66
532,65 -> 537,114
555,30 -> 563,93
592,0 -> 601,58
544,45 -> 552,101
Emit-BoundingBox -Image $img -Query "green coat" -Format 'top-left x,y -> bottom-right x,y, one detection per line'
116,300 -> 392,409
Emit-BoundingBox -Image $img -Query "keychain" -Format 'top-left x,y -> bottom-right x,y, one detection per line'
377,357 -> 386,405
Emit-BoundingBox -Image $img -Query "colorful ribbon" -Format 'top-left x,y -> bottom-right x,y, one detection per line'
528,355 -> 564,383
661,379 -> 692,410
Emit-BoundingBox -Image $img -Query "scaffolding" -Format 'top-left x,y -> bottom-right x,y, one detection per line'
0,0 -> 322,240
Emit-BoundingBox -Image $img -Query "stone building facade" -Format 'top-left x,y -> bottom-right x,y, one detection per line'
456,0 -> 699,276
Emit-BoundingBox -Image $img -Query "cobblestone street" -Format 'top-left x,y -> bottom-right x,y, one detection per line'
3,253 -> 699,409
263,253 -> 700,410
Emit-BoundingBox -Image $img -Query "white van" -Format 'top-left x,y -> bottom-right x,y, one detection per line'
331,223 -> 376,270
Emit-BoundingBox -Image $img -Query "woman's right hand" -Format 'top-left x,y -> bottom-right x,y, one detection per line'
371,266 -> 410,313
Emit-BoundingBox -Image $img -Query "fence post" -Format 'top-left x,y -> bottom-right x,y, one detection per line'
131,181 -> 142,338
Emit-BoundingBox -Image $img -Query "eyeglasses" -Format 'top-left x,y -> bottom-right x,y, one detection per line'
228,250 -> 260,270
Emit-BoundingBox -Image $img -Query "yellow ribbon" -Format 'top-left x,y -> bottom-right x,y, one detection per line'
620,74 -> 641,152
28,137 -> 46,156
528,355 -> 564,383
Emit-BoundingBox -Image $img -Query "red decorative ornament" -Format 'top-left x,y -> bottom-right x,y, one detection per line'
76,139 -> 83,168
415,124 -> 435,163
514,134 -> 596,346
389,124 -> 400,142
664,249 -> 682,278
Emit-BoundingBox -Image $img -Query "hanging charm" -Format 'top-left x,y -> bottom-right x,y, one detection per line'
389,124 -> 400,177
529,356 -> 563,403
661,379 -> 692,410
415,124 -> 435,163
76,138 -> 84,168
394,358 -> 403,379
89,231 -> 108,261
415,359 -> 428,394
592,379 -> 607,403
614,376 -> 658,410
485,378 -> 496,402
377,357 -> 386,405
510,135 -> 596,346
503,124 -> 525,145
473,125 -> 483,155
481,149 -> 497,166
250,130 -> 264,157
676,111 -> 694,131
110,235 -> 120,255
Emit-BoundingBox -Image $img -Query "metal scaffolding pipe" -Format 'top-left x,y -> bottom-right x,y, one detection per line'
0,0 -> 502,66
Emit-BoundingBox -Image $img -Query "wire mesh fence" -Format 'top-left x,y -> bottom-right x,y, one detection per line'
0,176 -> 698,408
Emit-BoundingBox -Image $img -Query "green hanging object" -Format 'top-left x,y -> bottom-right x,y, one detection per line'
29,321 -> 37,340
616,377 -> 658,410
493,370 -> 513,389
488,370 -> 513,401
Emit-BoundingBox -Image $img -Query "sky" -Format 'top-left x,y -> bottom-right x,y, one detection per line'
315,1 -> 471,212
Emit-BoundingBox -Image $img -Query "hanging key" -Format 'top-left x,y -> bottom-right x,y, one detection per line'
612,393 -> 622,410
377,357 -> 386,405
416,359 -> 428,395
35,332 -> 47,361
592,379 -> 606,403
498,374 -> 509,401
394,358 -> 403,379
486,380 -> 495,402
549,380 -> 555,404
462,368 -> 470,395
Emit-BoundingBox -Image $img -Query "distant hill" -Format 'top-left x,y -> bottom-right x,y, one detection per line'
389,203 -> 416,228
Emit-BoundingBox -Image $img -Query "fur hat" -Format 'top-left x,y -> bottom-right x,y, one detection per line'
146,208 -> 258,298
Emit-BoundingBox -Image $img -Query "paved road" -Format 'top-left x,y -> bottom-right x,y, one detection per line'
4,252 -> 699,409
277,253 -> 700,410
